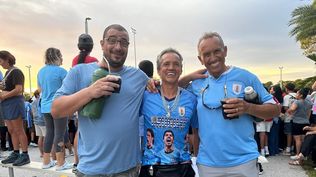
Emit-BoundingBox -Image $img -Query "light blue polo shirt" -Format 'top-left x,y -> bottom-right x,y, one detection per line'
188,66 -> 273,167
54,63 -> 148,175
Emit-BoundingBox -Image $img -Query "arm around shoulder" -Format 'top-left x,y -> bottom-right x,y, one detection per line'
179,69 -> 207,88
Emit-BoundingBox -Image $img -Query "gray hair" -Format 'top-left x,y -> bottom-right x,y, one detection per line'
156,48 -> 183,70
197,32 -> 225,50
45,47 -> 62,65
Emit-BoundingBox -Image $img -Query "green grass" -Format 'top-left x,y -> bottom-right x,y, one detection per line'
302,158 -> 316,177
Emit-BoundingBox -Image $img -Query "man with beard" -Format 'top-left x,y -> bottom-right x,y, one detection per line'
51,24 -> 148,176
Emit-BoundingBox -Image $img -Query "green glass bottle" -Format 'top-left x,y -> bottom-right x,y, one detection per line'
79,68 -> 109,119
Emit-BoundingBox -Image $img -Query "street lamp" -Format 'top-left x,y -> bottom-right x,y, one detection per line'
85,17 -> 91,34
279,66 -> 283,89
25,65 -> 32,94
131,27 -> 137,67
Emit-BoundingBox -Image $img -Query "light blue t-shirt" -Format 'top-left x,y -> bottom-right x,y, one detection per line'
31,98 -> 45,126
188,66 -> 273,167
24,101 -> 33,128
37,65 -> 67,113
141,89 -> 197,165
158,148 -> 180,165
54,63 -> 148,175
0,71 -> 3,80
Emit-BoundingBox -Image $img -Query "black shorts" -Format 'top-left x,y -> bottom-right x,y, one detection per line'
153,163 -> 195,177
139,163 -> 195,177
68,119 -> 77,133
292,123 -> 310,135
310,114 -> 316,124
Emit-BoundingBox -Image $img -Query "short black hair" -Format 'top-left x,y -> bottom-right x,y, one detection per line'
138,60 -> 154,78
298,87 -> 309,99
102,24 -> 128,39
163,130 -> 174,139
78,34 -> 94,52
285,83 -> 295,91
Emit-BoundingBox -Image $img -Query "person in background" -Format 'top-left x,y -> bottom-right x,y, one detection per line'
38,47 -> 70,170
309,81 -> 316,127
72,33 -> 98,67
24,97 -> 37,146
138,60 -> 154,78
268,85 -> 283,156
67,114 -> 76,146
0,70 -> 13,152
288,88 -> 312,161
138,59 -> 154,151
289,125 -> 316,165
0,50 -> 30,166
282,83 -> 296,155
0,70 -> 3,157
71,33 -> 99,173
31,90 -> 45,158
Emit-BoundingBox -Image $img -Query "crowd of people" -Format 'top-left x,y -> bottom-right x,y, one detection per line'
0,24 -> 315,177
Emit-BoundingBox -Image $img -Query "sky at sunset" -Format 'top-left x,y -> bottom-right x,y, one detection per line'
0,0 -> 315,93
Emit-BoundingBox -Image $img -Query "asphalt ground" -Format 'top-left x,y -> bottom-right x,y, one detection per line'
261,154 -> 308,177
0,146 -> 309,177
0,145 -> 75,177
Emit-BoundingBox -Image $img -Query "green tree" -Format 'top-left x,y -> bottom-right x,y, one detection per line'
289,0 -> 316,63
283,76 -> 316,90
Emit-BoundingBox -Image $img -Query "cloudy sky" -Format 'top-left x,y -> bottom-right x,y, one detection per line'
0,0 -> 314,91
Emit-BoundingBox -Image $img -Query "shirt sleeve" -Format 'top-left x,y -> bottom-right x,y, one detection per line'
54,68 -> 79,100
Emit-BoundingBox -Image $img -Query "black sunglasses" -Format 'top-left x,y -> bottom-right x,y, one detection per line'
201,84 -> 228,110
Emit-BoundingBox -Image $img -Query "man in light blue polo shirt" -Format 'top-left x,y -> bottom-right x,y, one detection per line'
51,24 -> 148,176
180,32 -> 280,177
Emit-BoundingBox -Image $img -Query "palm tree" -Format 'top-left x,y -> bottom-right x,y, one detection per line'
289,1 -> 316,63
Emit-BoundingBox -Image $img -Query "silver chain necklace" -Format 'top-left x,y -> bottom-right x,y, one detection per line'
161,87 -> 181,118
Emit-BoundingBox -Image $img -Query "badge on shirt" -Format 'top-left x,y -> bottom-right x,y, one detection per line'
232,83 -> 242,95
178,107 -> 185,117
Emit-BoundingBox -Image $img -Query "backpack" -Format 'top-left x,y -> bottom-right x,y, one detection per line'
288,94 -> 296,108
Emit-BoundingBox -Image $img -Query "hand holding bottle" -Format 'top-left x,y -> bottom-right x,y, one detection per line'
88,75 -> 121,98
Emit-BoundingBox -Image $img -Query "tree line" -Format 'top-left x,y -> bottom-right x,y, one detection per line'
264,75 -> 316,91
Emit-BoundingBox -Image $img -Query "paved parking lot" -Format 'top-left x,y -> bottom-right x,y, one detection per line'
0,146 -> 310,177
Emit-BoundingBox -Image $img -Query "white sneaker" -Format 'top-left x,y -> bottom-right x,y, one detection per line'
258,155 -> 269,164
42,161 -> 56,169
56,161 -> 72,171
265,149 -> 270,156
290,155 -> 300,160
29,142 -> 38,147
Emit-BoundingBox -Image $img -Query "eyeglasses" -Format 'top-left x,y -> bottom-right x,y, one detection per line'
201,83 -> 227,110
105,36 -> 129,47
